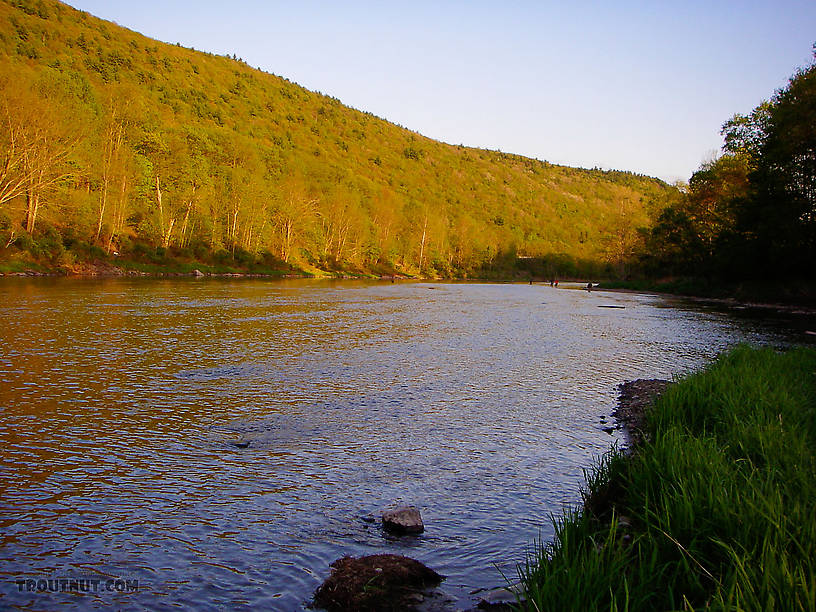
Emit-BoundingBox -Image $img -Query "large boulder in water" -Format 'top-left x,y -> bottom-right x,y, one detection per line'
382,506 -> 424,535
313,554 -> 443,611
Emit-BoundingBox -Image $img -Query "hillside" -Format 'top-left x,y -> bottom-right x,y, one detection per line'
0,0 -> 678,277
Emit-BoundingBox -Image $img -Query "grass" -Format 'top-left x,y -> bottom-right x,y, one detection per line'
518,344 -> 816,611
0,251 -> 52,274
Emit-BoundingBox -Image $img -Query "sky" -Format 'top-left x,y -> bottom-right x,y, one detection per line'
64,1 -> 816,183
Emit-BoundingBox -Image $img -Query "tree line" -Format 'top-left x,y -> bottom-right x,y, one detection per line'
638,50 -> 815,283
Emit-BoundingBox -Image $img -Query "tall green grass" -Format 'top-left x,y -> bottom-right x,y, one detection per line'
519,345 -> 816,611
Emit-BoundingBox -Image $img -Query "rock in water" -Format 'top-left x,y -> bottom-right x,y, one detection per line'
313,554 -> 443,612
382,506 -> 424,534
476,582 -> 526,609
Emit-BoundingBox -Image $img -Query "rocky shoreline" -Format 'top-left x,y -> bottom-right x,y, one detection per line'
612,379 -> 671,448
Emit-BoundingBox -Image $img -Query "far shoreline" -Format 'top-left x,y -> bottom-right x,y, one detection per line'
3,264 -> 816,320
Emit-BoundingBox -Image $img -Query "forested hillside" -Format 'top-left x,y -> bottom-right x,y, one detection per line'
0,0 -> 676,277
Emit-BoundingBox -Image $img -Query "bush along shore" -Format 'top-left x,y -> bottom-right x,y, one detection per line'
518,344 -> 816,611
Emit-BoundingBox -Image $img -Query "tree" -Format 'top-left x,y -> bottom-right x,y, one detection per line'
604,199 -> 641,277
734,57 -> 816,275
645,51 -> 816,280
272,172 -> 317,263
721,101 -> 772,163
641,155 -> 749,276
686,155 -> 750,258
644,205 -> 699,275
0,86 -> 77,232
96,104 -> 126,242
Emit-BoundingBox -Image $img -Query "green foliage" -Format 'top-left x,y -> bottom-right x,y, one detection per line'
402,146 -> 423,160
741,61 -> 816,275
0,0 -> 676,277
642,155 -> 750,276
643,52 -> 816,282
520,345 -> 816,611
7,0 -> 51,19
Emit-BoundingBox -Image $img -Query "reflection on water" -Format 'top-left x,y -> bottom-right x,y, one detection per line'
0,279 -> 807,610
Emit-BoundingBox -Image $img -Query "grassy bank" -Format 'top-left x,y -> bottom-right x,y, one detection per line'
519,345 -> 816,610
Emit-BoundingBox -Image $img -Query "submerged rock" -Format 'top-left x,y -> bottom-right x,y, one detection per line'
476,582 -> 525,610
313,554 -> 443,612
382,506 -> 424,535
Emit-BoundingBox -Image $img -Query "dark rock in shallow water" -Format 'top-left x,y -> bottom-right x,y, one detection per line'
382,506 -> 424,534
476,582 -> 525,610
313,554 -> 443,612
232,440 -> 250,448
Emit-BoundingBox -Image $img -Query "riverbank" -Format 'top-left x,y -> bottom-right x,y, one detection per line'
0,248 -> 482,281
599,277 -> 816,309
0,253 -> 585,283
518,344 -> 816,610
0,252 -> 410,280
6,252 -> 816,317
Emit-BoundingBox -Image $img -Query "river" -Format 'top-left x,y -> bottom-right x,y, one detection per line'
0,279 -> 809,610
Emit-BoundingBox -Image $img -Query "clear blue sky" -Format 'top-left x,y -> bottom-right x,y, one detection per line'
64,0 -> 815,183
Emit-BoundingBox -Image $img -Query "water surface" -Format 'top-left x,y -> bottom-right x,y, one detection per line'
0,279 -> 806,610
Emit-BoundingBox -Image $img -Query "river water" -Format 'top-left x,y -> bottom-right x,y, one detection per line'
0,279 -> 809,610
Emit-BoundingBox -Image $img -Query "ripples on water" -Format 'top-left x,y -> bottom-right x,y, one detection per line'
0,279 -> 807,610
